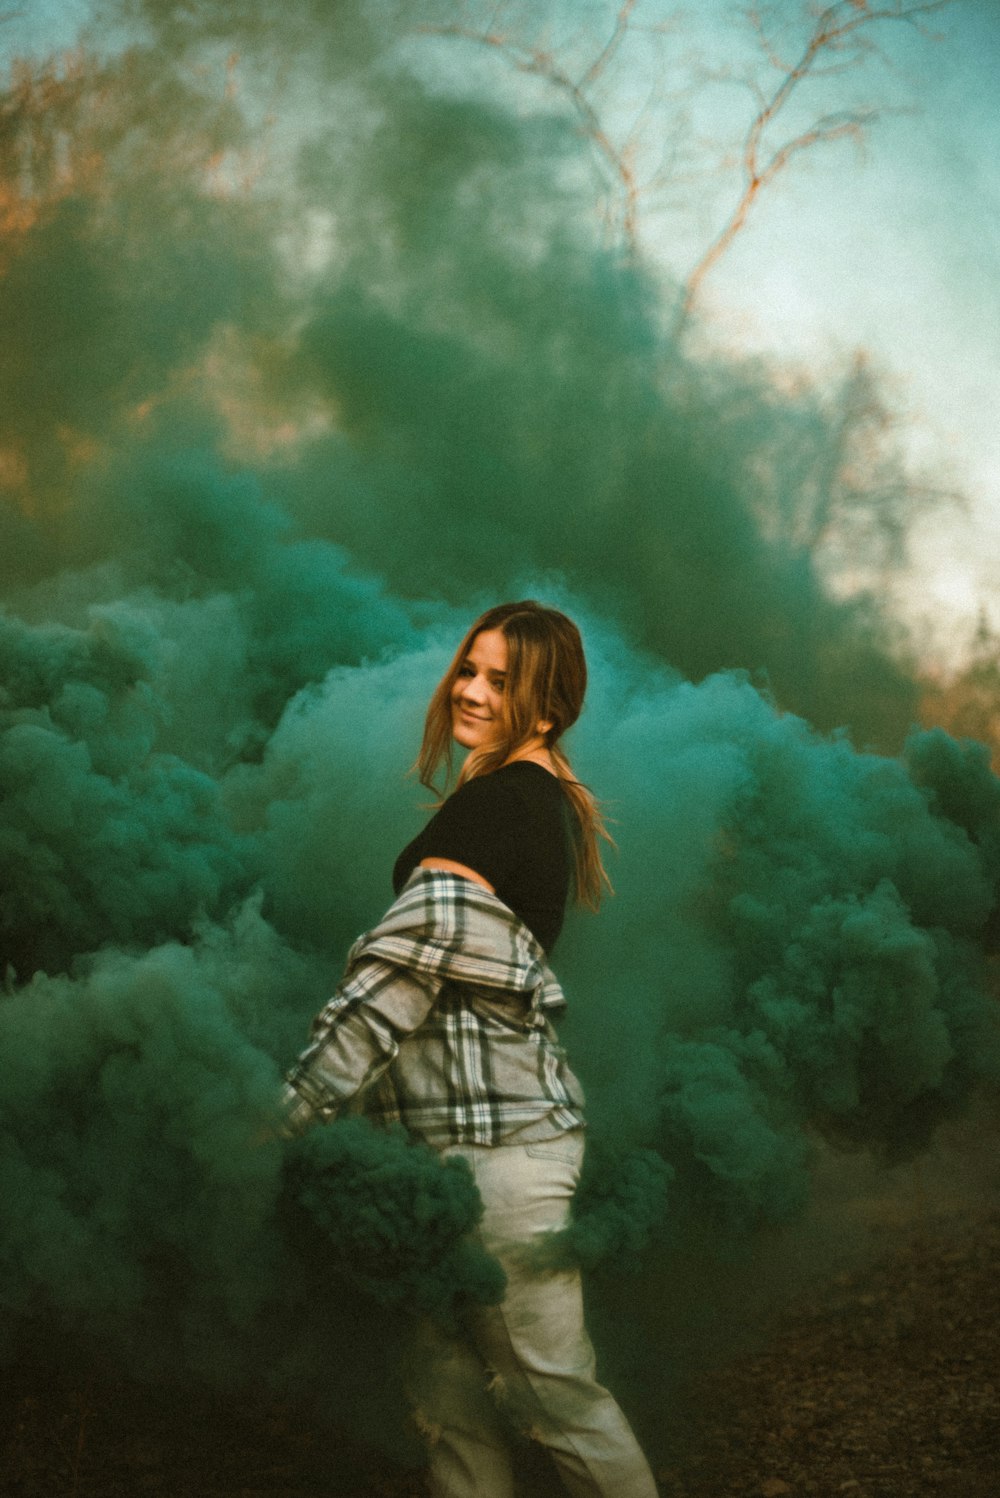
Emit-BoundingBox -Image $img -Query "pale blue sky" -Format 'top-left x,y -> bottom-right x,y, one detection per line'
659,2 -> 1000,656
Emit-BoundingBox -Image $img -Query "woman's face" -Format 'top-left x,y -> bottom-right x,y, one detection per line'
450,627 -> 507,751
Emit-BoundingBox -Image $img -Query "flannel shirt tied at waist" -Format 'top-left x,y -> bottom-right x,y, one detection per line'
280,868 -> 586,1148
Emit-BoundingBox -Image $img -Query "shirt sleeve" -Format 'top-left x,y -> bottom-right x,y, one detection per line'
414,773 -> 524,890
277,959 -> 439,1137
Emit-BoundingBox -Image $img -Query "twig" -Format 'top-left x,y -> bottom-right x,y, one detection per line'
674,0 -> 955,332
421,3 -> 646,250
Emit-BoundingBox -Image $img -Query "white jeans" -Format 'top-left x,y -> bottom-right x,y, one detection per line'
410,1133 -> 658,1498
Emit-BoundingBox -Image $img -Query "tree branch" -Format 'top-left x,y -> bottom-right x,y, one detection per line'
420,4 -> 648,250
674,0 -> 955,333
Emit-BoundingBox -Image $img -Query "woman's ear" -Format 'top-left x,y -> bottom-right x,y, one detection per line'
537,718 -> 554,737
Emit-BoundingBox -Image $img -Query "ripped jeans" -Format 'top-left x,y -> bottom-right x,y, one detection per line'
410,1132 -> 658,1498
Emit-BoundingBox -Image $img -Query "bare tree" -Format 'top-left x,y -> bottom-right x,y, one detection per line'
675,0 -> 955,332
921,613 -> 1000,764
419,1 -> 681,250
422,1 -> 956,329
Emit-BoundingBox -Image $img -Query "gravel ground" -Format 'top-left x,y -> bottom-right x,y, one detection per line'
3,1205 -> 998,1498
4,1104 -> 999,1498
657,1208 -> 1000,1498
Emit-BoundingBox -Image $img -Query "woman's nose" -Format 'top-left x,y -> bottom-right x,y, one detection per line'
461,674 -> 487,702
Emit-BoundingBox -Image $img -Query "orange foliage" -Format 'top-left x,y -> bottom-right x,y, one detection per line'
0,44 -> 256,260
919,625 -> 1000,768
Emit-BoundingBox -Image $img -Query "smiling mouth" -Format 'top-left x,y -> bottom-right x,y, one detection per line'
456,707 -> 490,723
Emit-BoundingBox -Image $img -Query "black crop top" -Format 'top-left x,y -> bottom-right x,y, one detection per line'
393,762 -> 572,953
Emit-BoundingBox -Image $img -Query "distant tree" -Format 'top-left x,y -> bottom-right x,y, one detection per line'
423,0 -> 956,328
921,615 -> 1000,767
420,1 -> 657,246
675,0 -> 955,332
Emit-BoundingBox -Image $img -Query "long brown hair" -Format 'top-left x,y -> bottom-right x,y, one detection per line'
416,600 -> 613,909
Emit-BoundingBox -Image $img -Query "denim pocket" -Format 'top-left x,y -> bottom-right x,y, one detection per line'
525,1132 -> 585,1166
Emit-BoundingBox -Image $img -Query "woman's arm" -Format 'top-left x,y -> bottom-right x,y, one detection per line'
278,960 -> 437,1137
275,868 -> 540,1140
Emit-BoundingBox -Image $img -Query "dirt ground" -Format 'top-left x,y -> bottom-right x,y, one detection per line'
3,1119 -> 998,1498
657,1206 -> 1000,1498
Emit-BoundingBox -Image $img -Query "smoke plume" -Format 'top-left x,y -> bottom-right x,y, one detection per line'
2,0 -> 998,1467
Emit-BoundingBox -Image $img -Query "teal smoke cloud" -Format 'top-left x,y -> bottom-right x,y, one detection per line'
2,0 -> 998,1459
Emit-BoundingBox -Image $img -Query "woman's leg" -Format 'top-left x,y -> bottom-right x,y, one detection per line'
443,1134 -> 659,1498
408,1312 -> 516,1498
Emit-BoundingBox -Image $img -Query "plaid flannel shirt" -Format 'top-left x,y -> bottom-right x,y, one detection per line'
280,869 -> 585,1148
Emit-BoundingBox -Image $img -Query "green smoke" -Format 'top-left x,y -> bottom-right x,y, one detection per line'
2,0 -> 998,1466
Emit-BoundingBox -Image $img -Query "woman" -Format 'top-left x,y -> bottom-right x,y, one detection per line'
280,601 -> 658,1498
